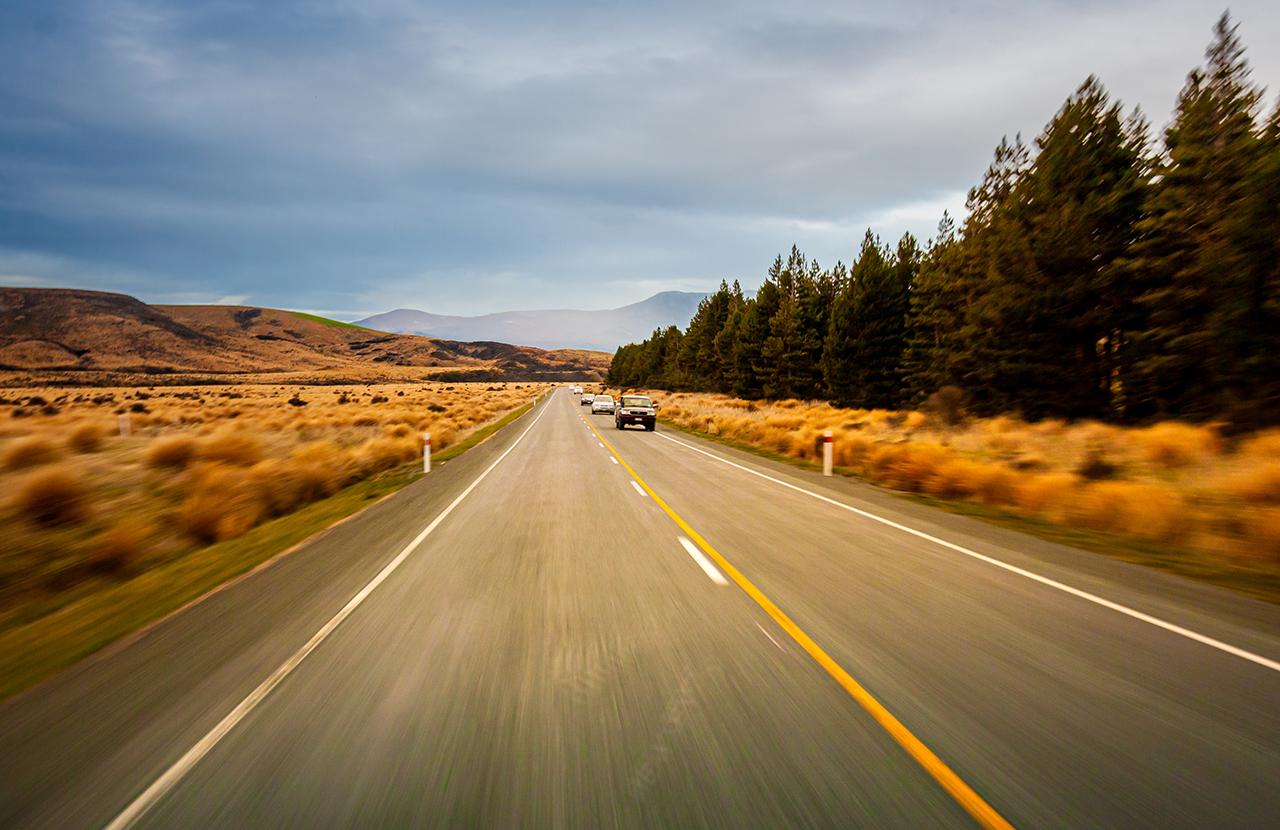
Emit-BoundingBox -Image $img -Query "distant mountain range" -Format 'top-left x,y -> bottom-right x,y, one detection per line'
0,288 -> 611,384
354,291 -> 708,352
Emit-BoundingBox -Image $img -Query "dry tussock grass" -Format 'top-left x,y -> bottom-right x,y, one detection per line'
1136,422 -> 1222,469
5,437 -> 60,470
637,388 -> 1280,563
14,466 -> 91,526
0,381 -> 547,606
89,518 -> 152,573
67,424 -> 103,454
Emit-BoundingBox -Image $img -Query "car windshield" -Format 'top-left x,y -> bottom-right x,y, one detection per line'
621,397 -> 651,408
595,397 -> 613,403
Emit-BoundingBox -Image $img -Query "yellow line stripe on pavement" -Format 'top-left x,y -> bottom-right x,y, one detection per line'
581,413 -> 1014,830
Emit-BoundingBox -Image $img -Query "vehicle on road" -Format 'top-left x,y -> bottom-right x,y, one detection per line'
615,395 -> 657,431
580,394 -> 594,406
590,395 -> 615,414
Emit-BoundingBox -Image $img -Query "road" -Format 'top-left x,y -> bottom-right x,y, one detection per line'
2,387 -> 1279,828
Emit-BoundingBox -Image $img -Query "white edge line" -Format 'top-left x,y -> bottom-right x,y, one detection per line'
104,402 -> 554,830
656,432 -> 1280,674
630,480 -> 648,498
679,536 -> 729,585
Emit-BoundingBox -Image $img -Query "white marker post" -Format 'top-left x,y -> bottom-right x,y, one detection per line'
118,413 -> 131,437
423,432 -> 432,473
823,429 -> 833,477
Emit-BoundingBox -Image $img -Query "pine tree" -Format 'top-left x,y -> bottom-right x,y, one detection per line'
1130,13 -> 1267,418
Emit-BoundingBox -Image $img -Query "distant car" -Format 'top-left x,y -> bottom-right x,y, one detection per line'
581,394 -> 594,406
590,395 -> 615,414
615,395 -> 657,431
572,385 -> 583,394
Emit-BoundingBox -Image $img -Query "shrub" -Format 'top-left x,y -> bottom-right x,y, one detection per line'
904,411 -> 929,431
876,443 -> 953,493
1067,481 -> 1188,542
88,518 -> 151,573
179,466 -> 260,543
1240,430 -> 1280,459
15,466 -> 91,526
148,436 -> 198,469
1232,465 -> 1280,505
5,437 -> 60,469
1245,509 -> 1280,561
969,465 -> 1020,506
355,437 -> 418,475
67,424 -> 103,453
1012,473 -> 1078,515
201,433 -> 263,467
1076,449 -> 1119,481
1137,422 -> 1221,469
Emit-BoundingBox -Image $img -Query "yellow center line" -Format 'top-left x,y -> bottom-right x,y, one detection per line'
582,413 -> 1015,830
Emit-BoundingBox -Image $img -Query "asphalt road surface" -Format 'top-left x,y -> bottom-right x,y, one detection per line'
2,388 -> 1279,829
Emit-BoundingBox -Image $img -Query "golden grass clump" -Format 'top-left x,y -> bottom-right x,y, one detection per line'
1136,422 -> 1221,469
1240,429 -> 1280,459
88,517 -> 152,573
968,465 -> 1021,506
870,443 -> 953,493
67,423 -> 104,453
14,466 -> 91,526
1067,481 -> 1188,542
355,437 -> 418,476
1233,464 -> 1280,505
5,437 -> 60,470
1245,508 -> 1280,561
1012,473 -> 1079,515
200,433 -> 264,467
832,434 -> 871,468
148,436 -> 199,469
904,411 -> 929,431
179,465 -> 261,543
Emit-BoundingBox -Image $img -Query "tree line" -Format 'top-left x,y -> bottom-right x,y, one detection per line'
608,15 -> 1280,426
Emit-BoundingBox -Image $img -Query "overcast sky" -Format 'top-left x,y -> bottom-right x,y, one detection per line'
2,0 -> 1277,318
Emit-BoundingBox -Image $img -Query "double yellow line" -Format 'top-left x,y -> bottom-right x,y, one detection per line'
583,413 -> 1015,830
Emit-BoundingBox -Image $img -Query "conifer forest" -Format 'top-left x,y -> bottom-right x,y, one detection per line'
608,15 -> 1280,429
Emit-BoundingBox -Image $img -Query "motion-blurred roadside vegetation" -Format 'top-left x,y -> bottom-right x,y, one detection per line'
0,382 -> 547,639
640,391 -> 1280,599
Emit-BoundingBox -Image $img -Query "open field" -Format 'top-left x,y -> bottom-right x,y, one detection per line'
0,381 -> 548,684
618,389 -> 1280,602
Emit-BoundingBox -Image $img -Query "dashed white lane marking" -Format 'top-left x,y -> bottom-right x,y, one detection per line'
678,536 -> 729,585
630,480 -> 648,497
756,621 -> 784,650
610,457 -> 619,465
657,432 -> 1280,675
101,399 -> 555,830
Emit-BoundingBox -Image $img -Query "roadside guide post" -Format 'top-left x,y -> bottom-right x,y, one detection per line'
118,413 -> 131,437
823,429 -> 833,477
423,432 -> 431,474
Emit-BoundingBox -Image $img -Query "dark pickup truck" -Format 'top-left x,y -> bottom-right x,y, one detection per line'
614,395 -> 657,431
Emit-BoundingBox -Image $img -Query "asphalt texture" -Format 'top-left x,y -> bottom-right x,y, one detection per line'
2,388 -> 1279,829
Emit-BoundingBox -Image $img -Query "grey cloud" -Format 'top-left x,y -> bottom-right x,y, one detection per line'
1,0 -> 1277,317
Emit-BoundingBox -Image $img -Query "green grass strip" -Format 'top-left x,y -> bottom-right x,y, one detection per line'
0,400 -> 539,701
657,419 -> 1280,605
292,312 -> 370,329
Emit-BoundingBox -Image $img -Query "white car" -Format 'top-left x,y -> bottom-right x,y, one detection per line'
590,395 -> 615,414
580,394 -> 594,406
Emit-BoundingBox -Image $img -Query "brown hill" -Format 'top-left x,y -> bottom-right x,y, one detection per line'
0,288 -> 610,385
